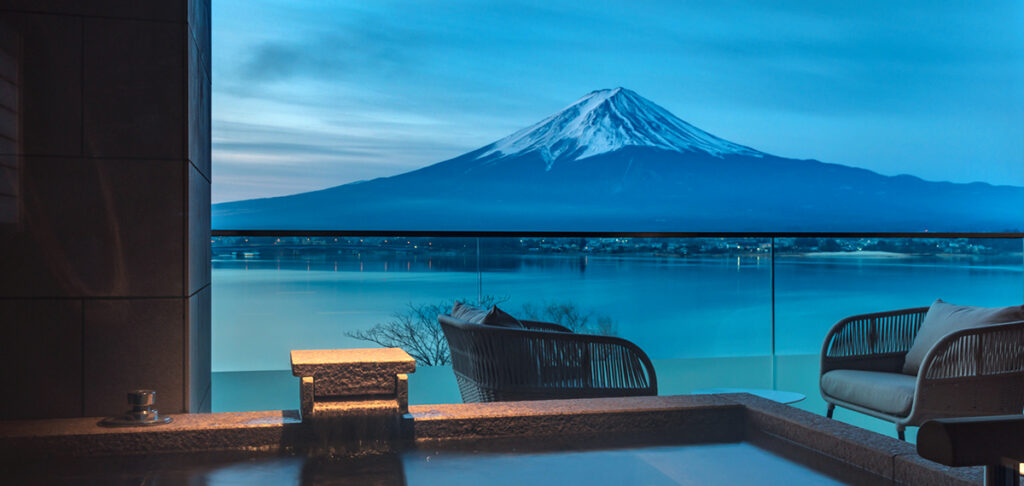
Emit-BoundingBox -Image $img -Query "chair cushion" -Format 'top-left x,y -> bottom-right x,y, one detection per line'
821,370 -> 916,416
451,301 -> 489,323
482,305 -> 524,328
902,299 -> 1024,376
451,302 -> 523,328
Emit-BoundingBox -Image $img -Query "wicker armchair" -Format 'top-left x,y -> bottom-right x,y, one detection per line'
439,314 -> 658,403
820,307 -> 1024,440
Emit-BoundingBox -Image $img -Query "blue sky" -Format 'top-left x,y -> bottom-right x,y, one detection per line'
212,0 -> 1024,203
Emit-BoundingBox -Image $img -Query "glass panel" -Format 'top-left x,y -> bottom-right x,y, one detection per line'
478,237 -> 774,396
211,234 -> 1022,422
211,236 -> 478,411
773,237 -> 1024,440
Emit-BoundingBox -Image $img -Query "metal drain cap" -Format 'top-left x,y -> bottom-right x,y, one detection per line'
98,390 -> 173,428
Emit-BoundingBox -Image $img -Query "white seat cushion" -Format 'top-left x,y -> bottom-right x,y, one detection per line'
821,370 -> 916,416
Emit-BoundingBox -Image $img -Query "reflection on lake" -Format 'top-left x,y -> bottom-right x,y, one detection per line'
212,247 -> 1022,372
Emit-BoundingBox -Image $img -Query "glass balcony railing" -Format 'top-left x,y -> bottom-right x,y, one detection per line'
209,234 -> 1023,440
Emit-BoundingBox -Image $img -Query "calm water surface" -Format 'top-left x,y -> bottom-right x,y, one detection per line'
212,252 -> 1022,371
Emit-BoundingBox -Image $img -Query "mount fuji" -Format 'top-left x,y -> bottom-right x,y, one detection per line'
476,87 -> 763,168
213,88 -> 1023,232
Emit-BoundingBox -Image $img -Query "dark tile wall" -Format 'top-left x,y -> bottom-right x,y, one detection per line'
0,300 -> 82,418
188,285 -> 212,413
83,18 -> 185,159
0,0 -> 211,419
188,164 -> 211,295
188,28 -> 211,180
188,0 -> 211,90
82,299 -> 184,417
0,12 -> 81,157
0,1 -> 184,21
0,157 -> 184,297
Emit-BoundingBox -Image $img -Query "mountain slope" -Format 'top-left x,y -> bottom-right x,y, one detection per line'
214,89 -> 1024,232
476,87 -> 761,168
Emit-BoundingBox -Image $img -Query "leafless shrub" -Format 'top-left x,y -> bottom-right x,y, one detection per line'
347,297 -> 616,366
345,296 -> 504,366
518,300 -> 618,336
346,301 -> 452,366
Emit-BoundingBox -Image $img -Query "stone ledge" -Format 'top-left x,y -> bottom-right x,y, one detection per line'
290,348 -> 415,376
720,392 -> 985,485
291,348 -> 415,398
894,452 -> 983,486
722,393 -> 910,480
410,395 -> 744,443
0,392 -> 992,486
0,410 -> 305,458
408,394 -> 734,421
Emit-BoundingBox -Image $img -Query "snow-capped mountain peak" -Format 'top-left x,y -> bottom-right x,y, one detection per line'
478,87 -> 762,169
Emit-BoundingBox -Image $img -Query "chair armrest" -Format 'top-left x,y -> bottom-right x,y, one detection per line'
821,307 -> 928,374
441,316 -> 657,400
493,327 -> 657,394
902,321 -> 1024,426
520,319 -> 573,333
571,332 -> 658,393
918,415 -> 1024,468
920,320 -> 1024,381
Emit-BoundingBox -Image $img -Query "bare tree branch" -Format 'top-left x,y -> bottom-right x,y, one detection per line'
346,296 -> 614,366
518,300 -> 617,335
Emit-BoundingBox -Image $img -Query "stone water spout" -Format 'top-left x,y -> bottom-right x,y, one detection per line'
290,348 -> 415,453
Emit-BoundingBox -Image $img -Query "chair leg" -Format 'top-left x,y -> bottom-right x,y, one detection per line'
826,403 -> 835,419
897,425 -> 906,441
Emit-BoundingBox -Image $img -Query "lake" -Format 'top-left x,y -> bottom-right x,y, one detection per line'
212,249 -> 1023,371
210,247 -> 1021,441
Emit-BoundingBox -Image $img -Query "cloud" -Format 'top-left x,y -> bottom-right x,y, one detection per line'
213,141 -> 373,159
232,10 -> 428,86
236,44 -> 307,82
211,119 -> 483,203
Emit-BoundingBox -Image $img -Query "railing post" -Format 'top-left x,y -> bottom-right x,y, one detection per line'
770,236 -> 777,390
476,237 -> 482,305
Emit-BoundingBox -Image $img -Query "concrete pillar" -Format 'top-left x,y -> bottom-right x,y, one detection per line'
0,0 -> 211,419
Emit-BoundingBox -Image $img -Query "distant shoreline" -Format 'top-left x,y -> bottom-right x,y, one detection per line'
797,251 -> 909,258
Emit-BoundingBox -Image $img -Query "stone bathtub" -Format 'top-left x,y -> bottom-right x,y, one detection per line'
0,349 -> 982,485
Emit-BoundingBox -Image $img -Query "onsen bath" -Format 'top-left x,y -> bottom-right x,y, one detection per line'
0,349 -> 982,485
